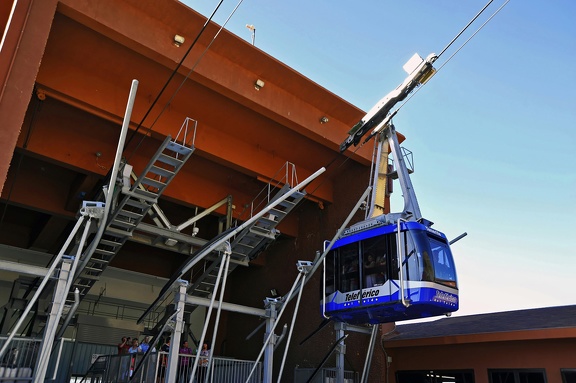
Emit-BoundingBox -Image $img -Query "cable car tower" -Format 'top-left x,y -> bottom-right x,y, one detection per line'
289,53 -> 463,383
324,51 -> 459,326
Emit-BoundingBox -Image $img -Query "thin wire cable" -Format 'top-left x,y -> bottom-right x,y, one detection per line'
127,0 -> 246,164
437,0 -> 510,72
382,0 -> 511,124
131,0 -> 507,209
125,0 -> 226,156
437,0 -> 494,59
307,1 -> 511,204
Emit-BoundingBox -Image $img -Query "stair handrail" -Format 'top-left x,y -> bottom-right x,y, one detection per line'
388,146 -> 415,174
74,80 -> 139,279
175,117 -> 197,149
137,167 -> 325,325
236,161 -> 298,223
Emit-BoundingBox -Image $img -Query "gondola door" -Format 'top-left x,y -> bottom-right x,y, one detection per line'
395,224 -> 437,307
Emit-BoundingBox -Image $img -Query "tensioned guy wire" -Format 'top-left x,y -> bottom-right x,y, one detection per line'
123,0 -> 509,202
437,0 -> 494,59
389,0 -> 510,122
127,0 -> 247,163
305,0 -> 510,198
124,0 -> 226,159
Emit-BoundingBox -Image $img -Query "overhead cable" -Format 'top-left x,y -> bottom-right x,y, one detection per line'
125,0 -> 226,159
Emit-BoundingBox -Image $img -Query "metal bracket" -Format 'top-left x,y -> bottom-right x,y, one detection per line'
296,260 -> 313,274
80,201 -> 105,219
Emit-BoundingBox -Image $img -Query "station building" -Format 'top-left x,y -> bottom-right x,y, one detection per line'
1,0 -> 377,381
384,305 -> 576,383
1,1 -> 575,383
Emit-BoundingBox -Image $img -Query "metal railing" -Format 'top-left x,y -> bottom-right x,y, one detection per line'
175,117 -> 198,149
0,337 -> 41,382
322,368 -> 358,383
388,146 -> 414,173
209,356 -> 261,383
294,367 -> 358,383
236,161 -> 298,223
76,351 -> 262,383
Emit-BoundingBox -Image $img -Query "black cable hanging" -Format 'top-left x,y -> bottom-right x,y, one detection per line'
388,0 -> 511,123
124,0 -> 226,156
126,0 -> 247,163
306,0 -> 510,199
121,0 -> 508,208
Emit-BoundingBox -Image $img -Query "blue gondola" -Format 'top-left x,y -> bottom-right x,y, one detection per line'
327,52 -> 461,325
323,220 -> 458,325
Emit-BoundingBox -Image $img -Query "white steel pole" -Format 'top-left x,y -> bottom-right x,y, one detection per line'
166,280 -> 188,383
76,79 -> 139,274
188,250 -> 228,383
207,246 -> 232,381
276,265 -> 309,382
245,273 -> 304,383
335,322 -> 346,383
262,302 -> 277,383
33,259 -> 72,383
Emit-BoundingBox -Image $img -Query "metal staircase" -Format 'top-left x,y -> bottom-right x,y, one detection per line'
231,183 -> 305,264
186,181 -> 306,302
67,136 -> 195,305
0,276 -> 50,335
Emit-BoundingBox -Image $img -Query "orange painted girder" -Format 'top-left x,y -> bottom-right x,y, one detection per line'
56,0 -> 371,160
0,0 -> 59,194
52,0 -> 372,168
14,97 -> 303,235
35,14 -> 335,203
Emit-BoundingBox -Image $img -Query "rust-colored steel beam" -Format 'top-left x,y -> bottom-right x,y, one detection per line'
56,0 -> 370,157
34,14 -> 336,203
10,97 -> 303,235
0,0 -> 59,194
39,1 -> 370,193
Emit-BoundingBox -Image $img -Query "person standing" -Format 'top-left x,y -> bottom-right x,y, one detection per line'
127,339 -> 141,378
117,337 -> 131,380
140,336 -> 154,353
157,337 -> 170,383
178,340 -> 193,383
128,338 -> 142,354
117,337 -> 130,354
197,342 -> 210,383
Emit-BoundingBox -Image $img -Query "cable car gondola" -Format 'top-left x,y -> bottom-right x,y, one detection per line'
323,52 -> 461,325
323,218 -> 458,325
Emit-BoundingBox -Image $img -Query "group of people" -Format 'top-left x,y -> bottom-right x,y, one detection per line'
117,336 -> 155,355
176,340 -> 210,383
118,336 -> 210,382
340,253 -> 389,291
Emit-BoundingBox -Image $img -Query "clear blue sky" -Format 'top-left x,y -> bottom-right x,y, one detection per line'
182,0 -> 576,317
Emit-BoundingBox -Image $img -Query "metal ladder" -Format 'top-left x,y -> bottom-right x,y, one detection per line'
186,184 -> 306,301
67,136 -> 195,305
